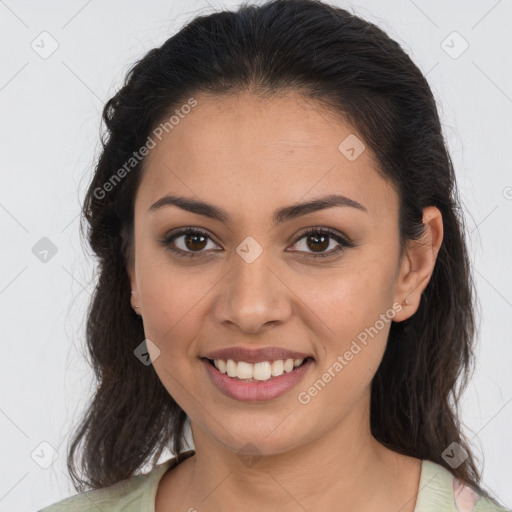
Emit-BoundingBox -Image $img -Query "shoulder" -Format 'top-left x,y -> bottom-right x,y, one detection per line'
414,460 -> 510,512
36,453 -> 193,512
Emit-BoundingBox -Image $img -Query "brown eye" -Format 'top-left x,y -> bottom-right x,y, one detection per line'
288,227 -> 354,259
159,226 -> 354,260
305,232 -> 330,253
182,232 -> 208,251
160,228 -> 219,258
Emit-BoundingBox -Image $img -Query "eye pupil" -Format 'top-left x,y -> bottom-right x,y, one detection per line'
307,233 -> 329,252
185,233 -> 207,251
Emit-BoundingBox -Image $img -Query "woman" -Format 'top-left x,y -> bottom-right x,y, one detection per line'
38,0 -> 509,510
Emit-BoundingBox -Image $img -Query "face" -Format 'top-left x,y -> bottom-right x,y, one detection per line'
128,91 -> 410,456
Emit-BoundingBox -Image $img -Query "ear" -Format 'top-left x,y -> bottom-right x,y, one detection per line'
127,261 -> 140,310
392,206 -> 443,322
122,225 -> 140,313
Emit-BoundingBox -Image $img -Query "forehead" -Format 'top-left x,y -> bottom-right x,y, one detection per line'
136,91 -> 397,220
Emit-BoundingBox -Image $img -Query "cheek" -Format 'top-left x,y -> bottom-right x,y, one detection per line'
294,272 -> 393,427
135,252 -> 213,410
302,256 -> 397,341
308,278 -> 392,387
134,244 -> 210,354
296,247 -> 398,387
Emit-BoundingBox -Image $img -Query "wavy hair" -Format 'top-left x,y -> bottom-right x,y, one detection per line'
68,0 -> 491,500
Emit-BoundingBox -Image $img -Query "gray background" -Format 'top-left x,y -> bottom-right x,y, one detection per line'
1,0 -> 511,510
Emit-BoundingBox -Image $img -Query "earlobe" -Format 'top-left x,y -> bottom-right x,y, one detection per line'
130,284 -> 142,316
393,206 -> 443,322
131,291 -> 141,315
126,262 -> 141,314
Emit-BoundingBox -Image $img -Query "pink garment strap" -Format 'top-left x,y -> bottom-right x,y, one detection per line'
453,478 -> 481,511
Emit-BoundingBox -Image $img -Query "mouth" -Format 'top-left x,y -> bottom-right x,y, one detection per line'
200,356 -> 315,402
201,356 -> 313,382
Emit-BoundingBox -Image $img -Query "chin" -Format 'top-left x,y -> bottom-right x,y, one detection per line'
204,415 -> 311,457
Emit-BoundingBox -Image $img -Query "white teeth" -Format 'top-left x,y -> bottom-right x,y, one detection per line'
217,359 -> 227,373
253,361 -> 272,380
212,357 -> 306,381
236,361 -> 253,379
283,359 -> 294,372
226,359 -> 237,377
271,359 -> 284,376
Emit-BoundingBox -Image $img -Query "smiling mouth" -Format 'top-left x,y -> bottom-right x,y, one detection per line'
202,356 -> 313,382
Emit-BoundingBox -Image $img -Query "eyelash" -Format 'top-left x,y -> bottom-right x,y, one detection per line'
159,226 -> 354,260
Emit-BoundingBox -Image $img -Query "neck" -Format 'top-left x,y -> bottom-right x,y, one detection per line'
175,394 -> 421,511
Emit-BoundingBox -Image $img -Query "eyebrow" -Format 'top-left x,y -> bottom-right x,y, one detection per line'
148,193 -> 367,225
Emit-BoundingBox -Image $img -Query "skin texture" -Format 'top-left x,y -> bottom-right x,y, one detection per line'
127,91 -> 443,511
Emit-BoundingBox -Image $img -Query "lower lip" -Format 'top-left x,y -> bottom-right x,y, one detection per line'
201,357 -> 314,402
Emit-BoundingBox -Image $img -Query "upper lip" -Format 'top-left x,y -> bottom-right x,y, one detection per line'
202,346 -> 313,364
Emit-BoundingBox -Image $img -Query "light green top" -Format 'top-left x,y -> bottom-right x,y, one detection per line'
38,451 -> 510,511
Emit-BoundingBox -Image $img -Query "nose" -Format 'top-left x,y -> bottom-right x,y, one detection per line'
214,249 -> 292,334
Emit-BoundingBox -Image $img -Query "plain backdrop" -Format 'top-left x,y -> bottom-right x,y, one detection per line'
1,1 -> 511,510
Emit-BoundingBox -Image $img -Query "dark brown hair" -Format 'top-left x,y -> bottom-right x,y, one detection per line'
68,0 -> 495,502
